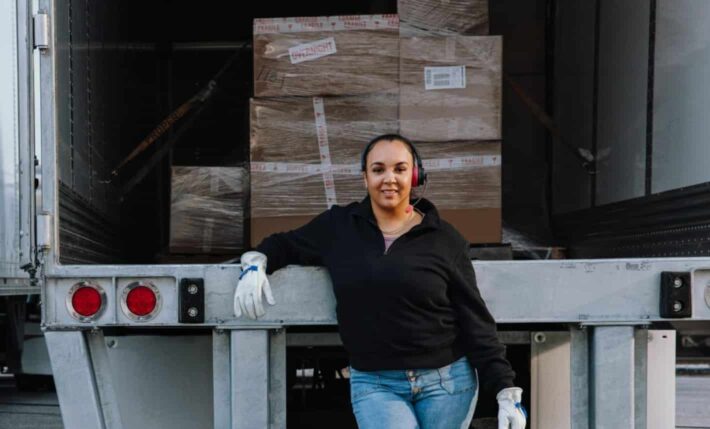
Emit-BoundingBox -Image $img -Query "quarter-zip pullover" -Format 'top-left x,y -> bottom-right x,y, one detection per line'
256,196 -> 515,394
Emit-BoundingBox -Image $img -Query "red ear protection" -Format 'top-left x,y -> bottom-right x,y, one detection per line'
412,163 -> 419,188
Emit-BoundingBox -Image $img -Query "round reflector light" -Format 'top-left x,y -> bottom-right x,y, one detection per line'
72,287 -> 101,316
66,282 -> 106,322
121,282 -> 161,321
126,286 -> 157,316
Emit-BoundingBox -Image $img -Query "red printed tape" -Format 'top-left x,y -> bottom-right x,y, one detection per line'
254,14 -> 399,34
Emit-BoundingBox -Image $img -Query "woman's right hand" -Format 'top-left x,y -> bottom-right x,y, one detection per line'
234,251 -> 275,319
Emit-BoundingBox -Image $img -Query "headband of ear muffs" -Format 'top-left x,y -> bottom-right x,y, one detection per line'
360,134 -> 428,188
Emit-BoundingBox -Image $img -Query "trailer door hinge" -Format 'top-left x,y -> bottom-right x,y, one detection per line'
37,212 -> 52,251
33,13 -> 49,51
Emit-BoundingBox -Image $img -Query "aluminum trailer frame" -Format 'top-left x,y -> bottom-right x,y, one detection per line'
41,259 -> 709,428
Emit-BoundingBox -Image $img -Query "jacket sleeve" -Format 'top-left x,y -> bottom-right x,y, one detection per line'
449,242 -> 516,395
254,209 -> 333,274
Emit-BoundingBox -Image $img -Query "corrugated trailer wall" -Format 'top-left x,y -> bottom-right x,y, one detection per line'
553,0 -> 710,258
55,0 -> 159,263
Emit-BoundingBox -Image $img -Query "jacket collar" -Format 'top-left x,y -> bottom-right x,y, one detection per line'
351,195 -> 441,230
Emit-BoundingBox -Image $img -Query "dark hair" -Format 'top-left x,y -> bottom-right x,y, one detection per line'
360,133 -> 417,172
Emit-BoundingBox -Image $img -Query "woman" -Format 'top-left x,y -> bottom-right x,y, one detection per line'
235,134 -> 526,429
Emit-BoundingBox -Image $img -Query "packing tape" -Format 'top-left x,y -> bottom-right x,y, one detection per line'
251,162 -> 360,175
202,218 -> 214,253
445,37 -> 456,61
250,155 -> 500,175
423,155 -> 500,170
254,14 -> 399,34
313,97 -> 338,208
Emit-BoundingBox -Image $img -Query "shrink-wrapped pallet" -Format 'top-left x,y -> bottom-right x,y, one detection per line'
169,166 -> 247,254
250,93 -> 501,244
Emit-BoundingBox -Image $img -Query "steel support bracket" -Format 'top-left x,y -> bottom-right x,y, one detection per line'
660,271 -> 692,318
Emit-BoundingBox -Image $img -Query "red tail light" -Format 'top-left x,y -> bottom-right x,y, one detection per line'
126,286 -> 157,316
67,282 -> 106,321
121,282 -> 161,321
73,287 -> 101,316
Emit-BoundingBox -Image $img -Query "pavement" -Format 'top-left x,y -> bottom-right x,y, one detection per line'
0,374 -> 61,429
0,373 -> 707,428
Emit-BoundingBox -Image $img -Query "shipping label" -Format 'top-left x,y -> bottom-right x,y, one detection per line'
289,37 -> 337,64
424,66 -> 467,90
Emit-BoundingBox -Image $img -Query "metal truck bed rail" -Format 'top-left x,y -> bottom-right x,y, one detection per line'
41,259 -> 710,428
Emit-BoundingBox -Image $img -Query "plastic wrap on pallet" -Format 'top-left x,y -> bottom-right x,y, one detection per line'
399,35 -> 502,142
250,91 -> 501,244
398,0 -> 489,36
253,15 -> 400,97
416,141 -> 500,209
416,141 -> 501,243
250,93 -> 399,218
502,223 -> 567,260
169,166 -> 247,254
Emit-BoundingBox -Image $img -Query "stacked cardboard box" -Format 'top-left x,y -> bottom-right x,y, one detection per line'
169,166 -> 248,254
397,1 -> 503,243
250,15 -> 401,245
253,15 -> 400,97
417,141 -> 502,243
398,0 -> 490,36
250,94 -> 398,242
399,35 -> 502,141
250,111 -> 501,244
250,8 -> 503,245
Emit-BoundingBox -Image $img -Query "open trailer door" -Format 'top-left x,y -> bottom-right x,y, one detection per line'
0,0 -> 39,292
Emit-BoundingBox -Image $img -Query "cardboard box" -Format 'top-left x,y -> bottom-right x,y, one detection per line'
249,93 -> 399,230
399,35 -> 502,141
253,15 -> 400,97
169,166 -> 247,254
250,136 -> 501,245
417,140 -> 501,243
398,0 -> 490,36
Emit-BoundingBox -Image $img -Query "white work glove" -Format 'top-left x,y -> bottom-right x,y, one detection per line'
234,251 -> 275,319
497,387 -> 527,429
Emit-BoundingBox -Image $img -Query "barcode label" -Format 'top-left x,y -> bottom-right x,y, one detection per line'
424,66 -> 466,90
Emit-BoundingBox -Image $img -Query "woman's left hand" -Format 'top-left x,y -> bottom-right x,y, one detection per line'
496,387 -> 527,429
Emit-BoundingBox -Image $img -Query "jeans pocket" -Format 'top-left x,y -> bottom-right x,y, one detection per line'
349,368 -> 380,401
438,358 -> 477,395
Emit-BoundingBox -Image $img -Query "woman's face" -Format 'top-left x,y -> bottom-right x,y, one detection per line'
363,139 -> 414,212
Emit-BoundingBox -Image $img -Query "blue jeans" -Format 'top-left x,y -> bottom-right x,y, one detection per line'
349,357 -> 479,429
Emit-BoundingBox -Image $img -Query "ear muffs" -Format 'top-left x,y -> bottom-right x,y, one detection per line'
411,150 -> 427,188
412,163 -> 420,188
361,134 -> 428,188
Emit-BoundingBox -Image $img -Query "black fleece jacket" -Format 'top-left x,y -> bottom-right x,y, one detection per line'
256,196 -> 515,394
